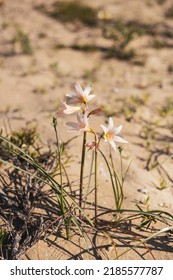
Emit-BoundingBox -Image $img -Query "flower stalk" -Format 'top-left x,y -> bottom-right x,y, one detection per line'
94,134 -> 98,226
52,117 -> 64,214
79,131 -> 87,219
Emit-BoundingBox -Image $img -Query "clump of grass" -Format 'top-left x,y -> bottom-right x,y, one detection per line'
33,86 -> 47,95
71,43 -> 98,52
13,29 -> 32,55
102,20 -> 147,60
157,178 -> 168,190
140,123 -> 157,149
106,46 -> 135,60
49,62 -> 59,76
38,1 -> 98,27
158,97 -> 173,117
54,43 -> 66,50
10,127 -> 38,149
102,21 -> 146,41
165,5 -> 173,18
152,39 -> 165,49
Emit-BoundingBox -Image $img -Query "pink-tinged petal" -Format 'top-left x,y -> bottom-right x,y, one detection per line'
89,107 -> 103,116
86,141 -> 95,150
100,124 -> 109,134
84,85 -> 92,97
114,135 -> 128,143
83,111 -> 89,124
75,82 -> 84,97
113,125 -> 122,135
108,117 -> 114,130
66,122 -> 79,131
109,140 -> 117,151
61,101 -> 81,114
86,94 -> 96,102
77,113 -> 83,124
66,92 -> 75,98
80,125 -> 89,132
63,107 -> 80,114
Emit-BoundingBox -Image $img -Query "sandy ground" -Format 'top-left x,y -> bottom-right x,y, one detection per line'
0,0 -> 173,259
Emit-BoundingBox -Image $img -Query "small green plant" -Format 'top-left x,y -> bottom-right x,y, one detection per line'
0,229 -> 8,259
152,39 -> 165,49
9,127 -> 39,154
102,21 -> 146,42
0,229 -> 7,247
38,1 -> 98,27
158,97 -> 173,117
137,202 -> 157,229
71,43 -> 97,52
106,46 -> 135,60
139,123 -> 157,148
157,178 -> 168,190
102,20 -> 147,60
49,62 -> 60,76
33,86 -> 47,95
165,5 -> 173,18
13,29 -> 32,55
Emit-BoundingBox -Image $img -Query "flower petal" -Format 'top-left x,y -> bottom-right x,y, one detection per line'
108,117 -> 114,130
75,82 -> 84,97
80,125 -> 89,132
84,85 -> 92,97
61,100 -> 81,114
101,124 -> 109,134
66,92 -> 75,98
86,94 -> 96,102
114,135 -> 128,143
66,122 -> 79,131
83,111 -> 89,124
77,113 -> 83,124
113,125 -> 122,135
109,140 -> 116,151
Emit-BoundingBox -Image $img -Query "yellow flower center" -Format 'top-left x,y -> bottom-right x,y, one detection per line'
81,95 -> 87,103
105,131 -> 113,140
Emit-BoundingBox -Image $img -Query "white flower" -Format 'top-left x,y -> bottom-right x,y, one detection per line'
101,117 -> 128,151
60,100 -> 81,114
66,82 -> 95,104
66,111 -> 90,132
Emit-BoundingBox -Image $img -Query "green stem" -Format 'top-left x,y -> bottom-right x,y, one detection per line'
79,131 -> 87,219
83,150 -> 94,211
109,147 -> 119,207
94,135 -> 98,227
99,148 -> 119,210
52,117 -> 64,214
